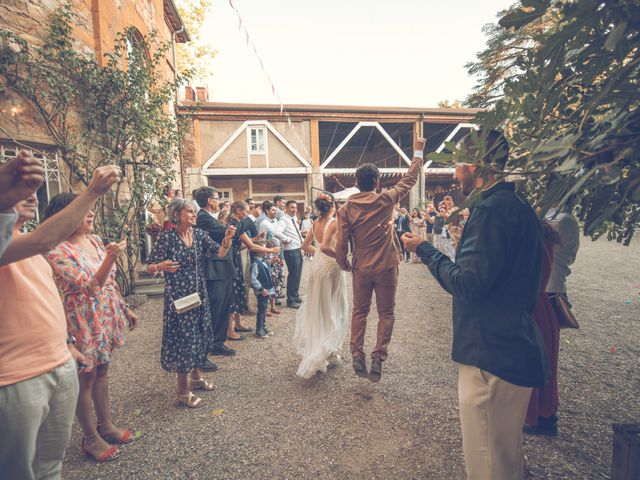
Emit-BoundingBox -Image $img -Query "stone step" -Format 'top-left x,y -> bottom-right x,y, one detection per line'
133,283 -> 165,297
134,276 -> 165,287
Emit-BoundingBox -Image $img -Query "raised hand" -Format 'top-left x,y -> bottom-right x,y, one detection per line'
401,232 -> 426,253
0,150 -> 45,212
414,136 -> 426,152
105,239 -> 127,260
224,225 -> 237,241
87,165 -> 122,197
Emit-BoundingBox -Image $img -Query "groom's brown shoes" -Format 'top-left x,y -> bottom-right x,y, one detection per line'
369,359 -> 382,383
352,357 -> 368,378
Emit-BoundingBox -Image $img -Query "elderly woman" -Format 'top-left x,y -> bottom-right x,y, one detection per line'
147,198 -> 235,408
44,193 -> 138,463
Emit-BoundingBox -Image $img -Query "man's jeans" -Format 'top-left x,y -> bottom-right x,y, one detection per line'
0,358 -> 79,480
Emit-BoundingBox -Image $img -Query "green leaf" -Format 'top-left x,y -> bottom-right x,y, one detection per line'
499,5 -> 548,30
604,21 -> 628,52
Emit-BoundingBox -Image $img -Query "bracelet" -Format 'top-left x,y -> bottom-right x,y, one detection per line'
413,150 -> 424,159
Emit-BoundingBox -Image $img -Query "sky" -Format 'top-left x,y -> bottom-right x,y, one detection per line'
200,0 -> 514,108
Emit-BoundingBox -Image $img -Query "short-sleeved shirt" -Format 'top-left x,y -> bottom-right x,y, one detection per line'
0,251 -> 70,386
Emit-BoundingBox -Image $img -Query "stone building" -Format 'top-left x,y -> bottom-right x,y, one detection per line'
178,102 -> 479,212
0,0 -> 188,220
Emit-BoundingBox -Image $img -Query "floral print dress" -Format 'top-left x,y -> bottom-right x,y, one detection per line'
148,228 -> 219,373
47,235 -> 127,371
228,217 -> 249,314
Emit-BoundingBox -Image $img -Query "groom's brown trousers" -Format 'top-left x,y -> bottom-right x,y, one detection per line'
350,266 -> 398,361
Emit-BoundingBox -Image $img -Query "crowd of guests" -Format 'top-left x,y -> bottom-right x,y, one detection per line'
0,133 -> 582,480
394,196 -> 469,263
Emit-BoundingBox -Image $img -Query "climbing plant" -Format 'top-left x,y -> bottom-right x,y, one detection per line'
434,0 -> 640,244
0,3 -> 190,291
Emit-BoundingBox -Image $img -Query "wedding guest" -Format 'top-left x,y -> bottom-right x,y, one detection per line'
402,129 -> 548,480
300,211 -> 314,260
195,186 -> 238,365
147,198 -> 234,408
217,208 -> 230,225
524,222 -> 561,437
433,204 -> 456,260
524,177 -> 580,436
226,201 -> 279,352
265,240 -> 283,317
279,200 -> 305,308
250,247 -> 275,338
423,203 -> 437,244
273,195 -> 286,221
191,189 -> 201,213
395,208 -> 411,262
0,166 -> 121,479
259,201 -> 290,307
242,198 -> 262,313
410,208 -> 426,263
44,194 -> 139,462
0,151 -> 45,259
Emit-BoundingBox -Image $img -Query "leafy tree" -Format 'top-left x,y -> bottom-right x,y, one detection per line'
0,4 -> 190,291
435,0 -> 640,245
175,0 -> 217,81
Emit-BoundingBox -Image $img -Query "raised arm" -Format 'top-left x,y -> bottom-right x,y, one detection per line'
0,165 -> 121,266
387,137 -> 425,205
240,232 -> 279,255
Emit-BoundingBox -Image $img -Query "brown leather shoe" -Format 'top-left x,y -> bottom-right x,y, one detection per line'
352,357 -> 368,378
369,358 -> 382,383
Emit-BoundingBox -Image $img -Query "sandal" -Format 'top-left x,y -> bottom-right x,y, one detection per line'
97,423 -> 135,444
81,435 -> 120,462
270,308 -> 281,315
189,378 -> 216,391
174,391 -> 204,408
234,325 -> 253,333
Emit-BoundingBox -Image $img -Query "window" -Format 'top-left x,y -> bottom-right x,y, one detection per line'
217,189 -> 233,202
248,127 -> 266,153
0,144 -> 62,222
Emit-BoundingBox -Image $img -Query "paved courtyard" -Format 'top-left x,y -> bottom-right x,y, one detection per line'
63,237 -> 640,479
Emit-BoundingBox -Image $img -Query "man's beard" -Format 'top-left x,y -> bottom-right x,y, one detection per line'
461,177 -> 475,196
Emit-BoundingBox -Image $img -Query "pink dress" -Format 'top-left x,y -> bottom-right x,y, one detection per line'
47,235 -> 127,371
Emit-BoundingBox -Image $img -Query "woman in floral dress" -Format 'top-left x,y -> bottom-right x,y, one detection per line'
147,198 -> 235,408
45,193 -> 139,462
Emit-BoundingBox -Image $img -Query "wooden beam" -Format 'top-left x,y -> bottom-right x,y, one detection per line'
310,119 -> 320,168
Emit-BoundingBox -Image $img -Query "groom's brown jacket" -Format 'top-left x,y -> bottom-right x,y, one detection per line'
335,154 -> 423,274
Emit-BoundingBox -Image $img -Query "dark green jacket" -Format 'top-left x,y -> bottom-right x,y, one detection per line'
417,182 -> 549,387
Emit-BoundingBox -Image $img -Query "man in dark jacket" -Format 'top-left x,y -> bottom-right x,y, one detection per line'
195,186 -> 238,360
402,129 -> 549,480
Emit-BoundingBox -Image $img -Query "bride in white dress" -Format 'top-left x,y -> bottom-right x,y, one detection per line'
294,195 -> 349,379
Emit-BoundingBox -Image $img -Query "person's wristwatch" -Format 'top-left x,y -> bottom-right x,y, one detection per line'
67,334 -> 76,345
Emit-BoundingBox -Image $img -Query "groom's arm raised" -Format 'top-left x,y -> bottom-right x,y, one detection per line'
386,137 -> 426,204
335,205 -> 351,271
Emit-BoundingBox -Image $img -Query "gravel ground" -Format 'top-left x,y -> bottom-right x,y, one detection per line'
62,237 -> 639,480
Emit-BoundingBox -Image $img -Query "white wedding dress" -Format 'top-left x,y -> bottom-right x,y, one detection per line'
294,217 -> 350,379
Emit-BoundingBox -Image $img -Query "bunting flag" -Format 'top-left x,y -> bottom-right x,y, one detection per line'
226,0 -> 310,158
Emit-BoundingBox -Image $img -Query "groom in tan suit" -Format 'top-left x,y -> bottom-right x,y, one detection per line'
335,137 -> 426,382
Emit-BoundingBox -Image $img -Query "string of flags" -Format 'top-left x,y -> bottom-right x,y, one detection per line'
227,0 -> 310,158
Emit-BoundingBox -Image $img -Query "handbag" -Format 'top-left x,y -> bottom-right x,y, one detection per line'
168,242 -> 202,315
549,293 -> 579,329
